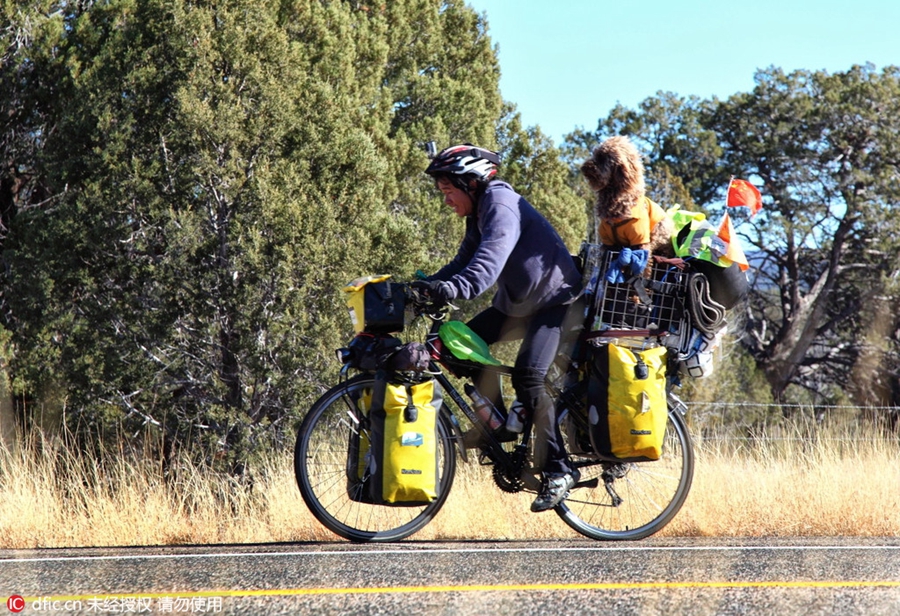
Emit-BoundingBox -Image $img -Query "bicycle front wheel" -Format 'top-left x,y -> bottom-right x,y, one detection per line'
556,407 -> 693,540
294,374 -> 457,542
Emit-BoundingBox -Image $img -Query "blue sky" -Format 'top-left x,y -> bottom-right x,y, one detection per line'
466,0 -> 900,144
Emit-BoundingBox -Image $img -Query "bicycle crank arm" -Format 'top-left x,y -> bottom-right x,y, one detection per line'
574,477 -> 599,490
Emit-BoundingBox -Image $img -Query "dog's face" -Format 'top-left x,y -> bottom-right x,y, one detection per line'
581,136 -> 646,220
582,136 -> 675,257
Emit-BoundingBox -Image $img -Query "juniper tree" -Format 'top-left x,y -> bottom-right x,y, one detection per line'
0,0 -> 504,466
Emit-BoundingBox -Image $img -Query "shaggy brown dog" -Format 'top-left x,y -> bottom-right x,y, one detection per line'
581,136 -> 674,257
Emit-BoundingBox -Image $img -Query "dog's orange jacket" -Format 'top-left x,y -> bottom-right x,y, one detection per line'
599,196 -> 666,248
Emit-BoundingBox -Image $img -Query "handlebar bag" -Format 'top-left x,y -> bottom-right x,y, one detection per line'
363,373 -> 443,505
587,343 -> 668,461
343,275 -> 406,334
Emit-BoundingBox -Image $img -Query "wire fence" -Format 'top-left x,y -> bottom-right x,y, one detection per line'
682,401 -> 900,450
689,402 -> 900,411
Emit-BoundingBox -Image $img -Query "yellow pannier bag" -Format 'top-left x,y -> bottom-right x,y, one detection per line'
367,376 -> 442,505
587,344 -> 668,461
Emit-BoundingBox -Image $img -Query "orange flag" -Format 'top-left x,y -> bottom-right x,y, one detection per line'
717,212 -> 749,272
726,178 -> 763,216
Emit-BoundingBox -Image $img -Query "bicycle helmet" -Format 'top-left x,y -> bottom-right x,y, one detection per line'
425,144 -> 500,182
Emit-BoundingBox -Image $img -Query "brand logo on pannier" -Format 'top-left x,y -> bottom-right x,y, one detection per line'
401,432 -> 424,447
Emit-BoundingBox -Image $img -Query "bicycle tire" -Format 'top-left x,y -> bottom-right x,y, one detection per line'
294,374 -> 457,542
555,407 -> 693,540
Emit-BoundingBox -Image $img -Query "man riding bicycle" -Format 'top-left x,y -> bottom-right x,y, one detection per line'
412,143 -> 582,512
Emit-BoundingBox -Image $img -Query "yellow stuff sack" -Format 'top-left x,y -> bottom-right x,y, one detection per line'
587,344 -> 668,461
367,376 -> 442,505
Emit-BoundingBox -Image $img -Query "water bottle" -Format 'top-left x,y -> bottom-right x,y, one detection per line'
505,399 -> 526,434
464,383 -> 503,430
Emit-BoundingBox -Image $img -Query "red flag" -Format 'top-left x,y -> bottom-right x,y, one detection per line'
717,212 -> 749,272
726,178 -> 762,216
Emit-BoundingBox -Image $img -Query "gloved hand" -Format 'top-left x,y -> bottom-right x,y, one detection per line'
410,279 -> 453,304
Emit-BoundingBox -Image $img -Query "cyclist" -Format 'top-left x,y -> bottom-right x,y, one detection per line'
412,143 -> 582,513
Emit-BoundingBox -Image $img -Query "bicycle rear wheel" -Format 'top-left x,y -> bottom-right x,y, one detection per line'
556,407 -> 693,540
294,374 -> 457,542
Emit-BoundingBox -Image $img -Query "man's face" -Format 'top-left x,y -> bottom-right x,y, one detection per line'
436,178 -> 474,217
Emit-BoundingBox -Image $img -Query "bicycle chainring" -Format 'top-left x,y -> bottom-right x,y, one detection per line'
492,465 -> 525,493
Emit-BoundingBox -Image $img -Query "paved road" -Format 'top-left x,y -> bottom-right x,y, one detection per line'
2,538 -> 900,615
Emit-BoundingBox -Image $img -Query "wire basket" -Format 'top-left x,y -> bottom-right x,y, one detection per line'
580,244 -> 692,353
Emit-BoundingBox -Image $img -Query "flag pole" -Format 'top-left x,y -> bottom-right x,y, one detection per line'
726,175 -> 734,210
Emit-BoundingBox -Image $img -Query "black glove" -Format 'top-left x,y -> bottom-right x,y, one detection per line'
410,279 -> 452,304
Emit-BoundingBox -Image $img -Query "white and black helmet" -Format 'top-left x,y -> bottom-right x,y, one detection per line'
425,143 -> 500,182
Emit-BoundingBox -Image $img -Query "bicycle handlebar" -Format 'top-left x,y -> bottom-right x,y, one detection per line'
402,282 -> 455,320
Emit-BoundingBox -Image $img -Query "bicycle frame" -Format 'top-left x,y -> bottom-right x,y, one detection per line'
416,309 -> 542,489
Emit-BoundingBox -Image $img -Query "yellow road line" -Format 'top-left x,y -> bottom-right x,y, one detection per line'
21,579 -> 900,602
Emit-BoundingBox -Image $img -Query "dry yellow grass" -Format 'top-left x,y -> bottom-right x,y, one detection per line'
1,425 -> 898,548
667,428 -> 900,538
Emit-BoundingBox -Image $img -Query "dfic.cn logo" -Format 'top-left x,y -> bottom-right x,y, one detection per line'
7,595 -> 25,613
